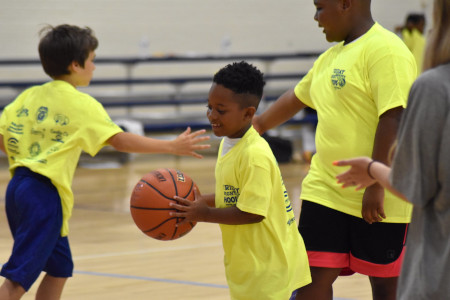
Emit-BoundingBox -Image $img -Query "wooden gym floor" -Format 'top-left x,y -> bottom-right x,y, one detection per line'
0,147 -> 372,300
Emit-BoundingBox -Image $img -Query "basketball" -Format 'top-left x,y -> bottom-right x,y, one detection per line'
130,168 -> 198,241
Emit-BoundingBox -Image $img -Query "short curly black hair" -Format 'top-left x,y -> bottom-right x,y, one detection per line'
38,24 -> 98,78
406,13 -> 425,25
213,61 -> 265,108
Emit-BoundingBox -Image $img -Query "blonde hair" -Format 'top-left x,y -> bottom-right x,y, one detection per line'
422,0 -> 450,71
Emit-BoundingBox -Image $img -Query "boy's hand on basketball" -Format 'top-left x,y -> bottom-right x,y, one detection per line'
333,157 -> 376,190
362,184 -> 386,224
172,127 -> 211,159
170,188 -> 209,225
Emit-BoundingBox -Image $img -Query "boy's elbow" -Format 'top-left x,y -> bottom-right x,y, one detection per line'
249,214 -> 265,224
107,132 -> 126,152
255,216 -> 265,223
238,209 -> 264,224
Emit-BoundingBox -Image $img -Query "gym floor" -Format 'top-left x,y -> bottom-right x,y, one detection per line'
0,150 -> 372,300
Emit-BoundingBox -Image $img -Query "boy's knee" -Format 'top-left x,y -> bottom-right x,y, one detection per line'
0,278 -> 26,300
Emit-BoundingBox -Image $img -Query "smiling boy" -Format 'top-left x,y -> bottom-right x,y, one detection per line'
171,61 -> 311,300
252,0 -> 417,299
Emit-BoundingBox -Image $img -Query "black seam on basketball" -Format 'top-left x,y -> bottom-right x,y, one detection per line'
166,168 -> 178,196
144,217 -> 179,232
171,221 -> 178,239
182,181 -> 194,198
140,179 -> 174,201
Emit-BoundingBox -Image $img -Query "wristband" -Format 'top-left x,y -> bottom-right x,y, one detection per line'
367,160 -> 377,179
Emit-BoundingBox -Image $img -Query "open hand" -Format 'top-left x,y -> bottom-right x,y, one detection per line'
172,127 -> 211,158
333,157 -> 377,190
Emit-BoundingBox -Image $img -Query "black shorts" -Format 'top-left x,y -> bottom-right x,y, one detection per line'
298,200 -> 408,277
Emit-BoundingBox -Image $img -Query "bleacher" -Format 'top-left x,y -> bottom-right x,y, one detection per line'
0,52 -> 319,163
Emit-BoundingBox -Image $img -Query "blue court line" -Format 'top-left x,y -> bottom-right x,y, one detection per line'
73,269 -> 229,289
0,263 -> 227,289
1,263 -> 357,298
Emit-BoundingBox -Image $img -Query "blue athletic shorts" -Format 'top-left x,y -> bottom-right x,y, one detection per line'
298,200 -> 408,278
0,167 -> 73,291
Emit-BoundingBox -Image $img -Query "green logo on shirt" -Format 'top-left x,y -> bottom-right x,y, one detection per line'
50,129 -> 68,143
36,106 -> 48,123
7,122 -> 24,134
16,106 -> 29,117
331,69 -> 346,89
29,142 -> 41,157
54,114 -> 70,126
7,137 -> 20,155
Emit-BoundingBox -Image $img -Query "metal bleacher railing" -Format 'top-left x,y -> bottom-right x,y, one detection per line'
0,52 -> 320,132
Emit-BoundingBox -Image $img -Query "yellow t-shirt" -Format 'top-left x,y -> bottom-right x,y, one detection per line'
215,127 -> 311,300
402,28 -> 425,75
0,80 -> 123,236
294,23 -> 415,223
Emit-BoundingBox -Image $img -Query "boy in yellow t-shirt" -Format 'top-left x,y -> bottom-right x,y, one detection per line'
395,13 -> 426,74
253,1 -> 416,299
0,24 -> 209,300
171,61 -> 311,300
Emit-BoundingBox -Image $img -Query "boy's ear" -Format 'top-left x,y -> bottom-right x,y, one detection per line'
245,106 -> 257,119
341,0 -> 352,10
68,61 -> 81,73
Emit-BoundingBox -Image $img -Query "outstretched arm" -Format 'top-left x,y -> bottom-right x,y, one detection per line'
334,158 -> 407,202
252,89 -> 306,135
107,127 -> 210,159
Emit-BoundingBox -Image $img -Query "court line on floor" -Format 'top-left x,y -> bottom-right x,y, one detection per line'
0,263 -> 356,298
73,270 -> 356,299
73,241 -> 222,260
73,269 -> 229,289
0,262 -> 227,289
72,270 -> 357,299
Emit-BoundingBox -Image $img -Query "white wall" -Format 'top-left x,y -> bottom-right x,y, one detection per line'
0,0 -> 433,59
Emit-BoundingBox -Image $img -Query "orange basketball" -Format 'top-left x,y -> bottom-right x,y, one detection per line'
130,168 -> 198,241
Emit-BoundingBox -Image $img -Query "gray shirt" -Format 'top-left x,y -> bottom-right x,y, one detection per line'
391,63 -> 450,300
